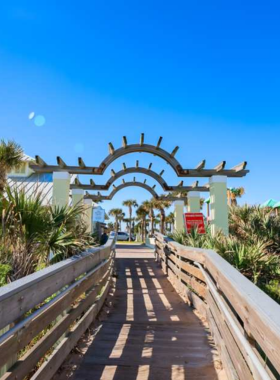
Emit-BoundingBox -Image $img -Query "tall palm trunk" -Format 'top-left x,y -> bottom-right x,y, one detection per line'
0,164 -> 7,195
150,212 -> 155,236
129,206 -> 132,241
160,210 -> 165,234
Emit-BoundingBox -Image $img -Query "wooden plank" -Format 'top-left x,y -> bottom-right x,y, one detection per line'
162,237 -> 280,375
2,265 -> 113,380
31,272 -> 112,380
169,252 -> 205,282
205,250 -> 280,374
206,292 -> 253,380
168,241 -> 206,264
0,238 -> 115,330
207,308 -> 238,380
180,272 -> 206,299
0,256 -> 112,369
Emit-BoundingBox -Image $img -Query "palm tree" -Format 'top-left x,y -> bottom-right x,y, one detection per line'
122,199 -> 138,240
152,198 -> 171,234
227,187 -> 245,206
166,212 -> 175,232
0,140 -> 23,194
0,186 -> 93,281
108,208 -> 124,232
136,206 -> 148,242
142,200 -> 156,236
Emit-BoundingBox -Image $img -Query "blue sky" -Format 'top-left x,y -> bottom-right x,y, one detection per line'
0,1 -> 280,222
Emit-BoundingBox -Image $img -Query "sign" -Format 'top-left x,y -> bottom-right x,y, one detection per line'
184,213 -> 206,234
93,206 -> 105,223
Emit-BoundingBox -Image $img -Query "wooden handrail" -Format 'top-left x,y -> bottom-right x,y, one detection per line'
0,237 -> 116,380
154,232 -> 280,380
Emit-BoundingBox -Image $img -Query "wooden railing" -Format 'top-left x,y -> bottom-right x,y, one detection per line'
0,237 -> 116,380
154,232 -> 280,380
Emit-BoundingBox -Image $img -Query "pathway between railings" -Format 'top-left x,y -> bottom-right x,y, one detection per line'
55,244 -> 224,380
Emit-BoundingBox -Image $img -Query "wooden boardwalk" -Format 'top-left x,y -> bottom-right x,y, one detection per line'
55,244 -> 223,380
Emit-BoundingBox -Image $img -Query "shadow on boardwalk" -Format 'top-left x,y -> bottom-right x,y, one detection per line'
54,244 -> 222,380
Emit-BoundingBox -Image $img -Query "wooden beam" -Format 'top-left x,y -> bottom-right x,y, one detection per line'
78,157 -> 86,169
152,184 -> 156,189
111,169 -> 116,176
122,163 -> 127,171
170,146 -> 179,158
35,155 -> 47,167
108,142 -> 115,155
159,169 -> 165,176
192,180 -> 199,188
232,161 -> 247,172
122,179 -> 125,184
136,160 -> 139,168
215,161 -> 226,172
143,179 -> 147,184
90,179 -> 95,186
148,163 -> 153,170
133,177 -> 136,182
196,160 -> 206,170
57,156 -> 66,169
140,133 -> 144,146
74,177 -> 81,185
156,136 -> 163,149
122,136 -> 127,148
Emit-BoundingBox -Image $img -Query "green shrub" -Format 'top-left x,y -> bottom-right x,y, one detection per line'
170,206 -> 280,304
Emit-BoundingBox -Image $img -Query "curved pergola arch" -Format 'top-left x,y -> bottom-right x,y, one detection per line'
97,144 -> 182,175
71,166 -> 210,192
30,134 -> 249,178
84,181 -> 159,201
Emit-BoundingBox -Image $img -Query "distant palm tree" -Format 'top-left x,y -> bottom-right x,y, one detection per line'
108,208 -> 124,232
166,212 -> 175,231
136,205 -> 148,242
152,198 -> 172,234
122,199 -> 138,240
227,187 -> 245,206
142,200 -> 156,236
0,140 -> 23,194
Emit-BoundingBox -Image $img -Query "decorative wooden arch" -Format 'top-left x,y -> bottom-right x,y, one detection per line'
30,134 -> 249,178
84,181 -> 188,202
84,181 -> 159,201
71,165 -> 210,193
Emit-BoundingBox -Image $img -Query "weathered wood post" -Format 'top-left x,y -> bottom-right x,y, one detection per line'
209,175 -> 229,235
174,200 -> 185,231
187,191 -> 201,213
52,172 -> 70,207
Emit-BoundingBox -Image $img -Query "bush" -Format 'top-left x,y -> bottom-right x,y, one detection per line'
170,206 -> 280,303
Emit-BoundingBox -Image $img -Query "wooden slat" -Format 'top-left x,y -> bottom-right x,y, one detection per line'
0,239 -> 114,330
2,264 -> 113,380
205,251 -> 280,374
206,292 -> 253,380
207,309 -> 238,380
0,256 -> 112,369
31,272 -> 112,380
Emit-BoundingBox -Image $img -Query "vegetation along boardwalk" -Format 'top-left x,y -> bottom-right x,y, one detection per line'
56,244 -> 225,380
